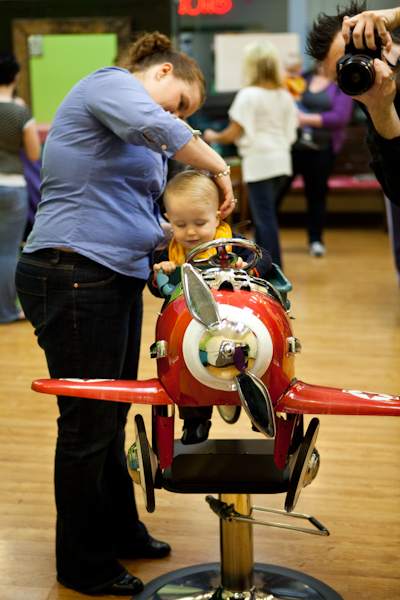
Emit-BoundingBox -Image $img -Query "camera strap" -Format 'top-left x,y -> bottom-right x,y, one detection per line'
386,57 -> 400,68
385,46 -> 400,69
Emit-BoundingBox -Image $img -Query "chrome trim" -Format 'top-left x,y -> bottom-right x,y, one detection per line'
303,448 -> 320,487
126,443 -> 141,485
206,494 -> 329,536
234,505 -> 329,536
287,337 -> 302,355
150,340 -> 168,359
201,268 -> 285,308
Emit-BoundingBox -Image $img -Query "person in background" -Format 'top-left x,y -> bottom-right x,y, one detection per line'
306,2 -> 400,279
203,41 -> 299,267
15,32 -> 234,596
0,52 -> 41,323
306,1 -> 400,206
148,170 -> 272,444
284,52 -> 308,98
277,62 -> 354,257
20,149 -> 42,239
12,95 -> 43,239
283,52 -> 319,150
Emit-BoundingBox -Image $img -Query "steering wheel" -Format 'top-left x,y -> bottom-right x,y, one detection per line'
185,238 -> 262,272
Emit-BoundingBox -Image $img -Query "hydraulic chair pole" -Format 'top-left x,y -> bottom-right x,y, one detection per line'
219,494 -> 254,593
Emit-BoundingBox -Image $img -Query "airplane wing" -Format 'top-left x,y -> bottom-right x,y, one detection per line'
276,380 -> 400,416
31,378 -> 174,405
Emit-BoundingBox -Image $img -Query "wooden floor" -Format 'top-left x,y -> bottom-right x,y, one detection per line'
1,228 -> 400,600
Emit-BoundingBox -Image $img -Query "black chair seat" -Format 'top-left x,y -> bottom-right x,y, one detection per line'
158,439 -> 290,494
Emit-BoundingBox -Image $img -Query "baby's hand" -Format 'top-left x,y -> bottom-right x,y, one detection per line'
235,257 -> 245,270
234,257 -> 254,275
154,261 -> 177,276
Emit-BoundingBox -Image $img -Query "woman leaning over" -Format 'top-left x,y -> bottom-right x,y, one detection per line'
15,32 -> 233,596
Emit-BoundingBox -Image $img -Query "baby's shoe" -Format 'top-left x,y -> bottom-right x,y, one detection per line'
181,418 -> 211,445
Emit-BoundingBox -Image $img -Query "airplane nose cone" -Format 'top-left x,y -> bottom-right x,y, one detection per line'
199,319 -> 257,380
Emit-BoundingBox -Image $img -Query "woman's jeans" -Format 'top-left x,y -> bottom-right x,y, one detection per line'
0,185 -> 28,323
15,249 -> 149,593
247,176 -> 286,267
277,147 -> 336,245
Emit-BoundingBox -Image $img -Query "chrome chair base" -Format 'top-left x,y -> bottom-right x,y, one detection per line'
134,562 -> 343,600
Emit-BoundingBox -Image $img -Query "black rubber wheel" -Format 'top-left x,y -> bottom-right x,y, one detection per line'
134,414 -> 156,513
285,417 -> 320,513
217,405 -> 241,424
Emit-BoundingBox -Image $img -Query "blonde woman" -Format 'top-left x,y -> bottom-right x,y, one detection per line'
204,41 -> 299,266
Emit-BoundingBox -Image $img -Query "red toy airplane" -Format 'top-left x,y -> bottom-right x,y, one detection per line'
32,239 -> 400,514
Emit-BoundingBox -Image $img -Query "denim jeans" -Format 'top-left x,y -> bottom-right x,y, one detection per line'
0,185 -> 28,323
247,176 -> 286,267
15,249 -> 149,593
276,147 -> 336,245
292,147 -> 336,244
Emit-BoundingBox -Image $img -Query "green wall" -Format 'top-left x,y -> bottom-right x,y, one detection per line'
29,33 -> 118,121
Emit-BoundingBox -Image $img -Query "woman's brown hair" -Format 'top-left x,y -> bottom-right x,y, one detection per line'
118,31 -> 206,105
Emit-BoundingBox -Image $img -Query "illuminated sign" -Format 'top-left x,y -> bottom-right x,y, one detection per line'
178,0 -> 233,16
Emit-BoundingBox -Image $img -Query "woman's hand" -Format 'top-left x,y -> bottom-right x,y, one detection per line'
215,175 -> 235,218
204,121 -> 243,145
174,135 -> 235,217
203,128 -> 218,143
298,110 -> 323,129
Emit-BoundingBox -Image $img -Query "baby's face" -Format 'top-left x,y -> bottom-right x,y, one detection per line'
166,197 -> 220,252
285,66 -> 302,78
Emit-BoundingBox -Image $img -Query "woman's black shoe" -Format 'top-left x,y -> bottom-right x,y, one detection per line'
101,573 -> 144,596
138,537 -> 171,558
118,536 -> 171,559
58,572 -> 144,596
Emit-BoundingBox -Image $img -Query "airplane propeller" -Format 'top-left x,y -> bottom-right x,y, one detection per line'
181,260 -> 222,329
181,263 -> 276,438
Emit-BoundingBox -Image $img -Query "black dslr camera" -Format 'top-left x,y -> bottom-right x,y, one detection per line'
336,29 -> 382,96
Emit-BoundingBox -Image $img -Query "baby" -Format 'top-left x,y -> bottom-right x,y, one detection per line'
283,52 -> 307,100
149,170 -> 272,445
283,52 -> 318,151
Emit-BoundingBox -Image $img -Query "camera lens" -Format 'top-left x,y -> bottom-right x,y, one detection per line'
337,55 -> 375,96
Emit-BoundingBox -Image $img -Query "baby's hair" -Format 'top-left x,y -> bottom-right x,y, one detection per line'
164,170 -> 219,211
242,41 -> 283,88
117,31 -> 206,105
284,52 -> 303,70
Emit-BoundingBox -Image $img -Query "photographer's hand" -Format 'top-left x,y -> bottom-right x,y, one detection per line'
354,59 -> 400,139
342,8 -> 400,51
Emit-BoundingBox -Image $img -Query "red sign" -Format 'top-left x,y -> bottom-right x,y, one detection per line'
178,0 -> 233,16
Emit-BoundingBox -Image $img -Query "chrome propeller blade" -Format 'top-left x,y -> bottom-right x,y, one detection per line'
181,263 -> 222,330
235,371 -> 276,438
